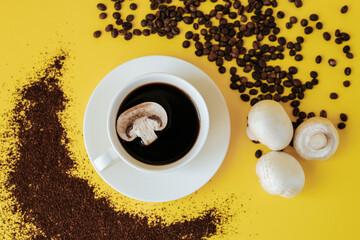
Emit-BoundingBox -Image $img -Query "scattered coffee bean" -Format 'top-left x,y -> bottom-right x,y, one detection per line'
337,122 -> 346,129
335,29 -> 340,37
346,53 -> 354,59
124,32 -> 133,40
105,24 -> 113,32
290,16 -> 298,24
295,54 -> 303,61
126,15 -> 134,22
130,3 -> 137,10
230,83 -> 239,90
113,12 -> 121,19
230,67 -> 237,75
255,150 -> 262,159
99,13 -> 107,19
330,92 -> 338,99
305,26 -> 313,34
307,112 -> 315,118
133,29 -> 141,36
340,113 -> 348,122
343,45 -> 350,53
277,11 -> 285,19
93,30 -> 101,38
335,38 -> 343,44
316,22 -> 323,30
142,29 -> 150,36
328,59 -> 337,67
310,71 -> 318,78
315,55 -> 322,64
300,19 -> 308,27
294,0 -> 303,8
218,66 -> 226,74
240,94 -> 250,102
309,14 -> 319,21
286,22 -> 292,29
320,110 -> 327,118
182,40 -> 190,48
345,67 -> 351,76
97,3 -> 107,11
114,2 -> 121,10
343,80 -> 350,87
111,29 -> 118,38
341,5 -> 348,14
323,32 -> 331,41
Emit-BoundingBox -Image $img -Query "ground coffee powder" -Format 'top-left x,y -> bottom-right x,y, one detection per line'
5,53 -> 223,239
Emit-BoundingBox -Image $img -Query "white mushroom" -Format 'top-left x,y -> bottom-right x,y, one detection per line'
293,117 -> 339,161
116,102 -> 168,146
256,151 -> 305,198
247,100 -> 293,150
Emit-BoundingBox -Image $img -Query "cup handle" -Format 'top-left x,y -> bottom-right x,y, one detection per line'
93,147 -> 119,172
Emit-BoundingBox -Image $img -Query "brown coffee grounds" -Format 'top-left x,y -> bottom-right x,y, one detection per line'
4,53 -> 224,239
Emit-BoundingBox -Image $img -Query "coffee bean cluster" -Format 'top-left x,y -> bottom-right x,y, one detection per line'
94,0 -> 353,134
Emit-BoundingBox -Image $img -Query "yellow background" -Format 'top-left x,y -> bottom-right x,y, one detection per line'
0,0 -> 359,239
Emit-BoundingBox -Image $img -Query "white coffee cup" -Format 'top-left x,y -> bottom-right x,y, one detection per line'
93,72 -> 209,173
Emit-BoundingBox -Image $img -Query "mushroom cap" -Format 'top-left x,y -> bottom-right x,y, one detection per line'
116,102 -> 168,142
256,151 -> 305,198
294,117 -> 339,161
248,100 -> 293,150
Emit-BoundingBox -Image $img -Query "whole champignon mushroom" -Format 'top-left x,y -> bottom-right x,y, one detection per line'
116,102 -> 168,146
294,117 -> 339,161
256,151 -> 305,198
247,100 -> 293,150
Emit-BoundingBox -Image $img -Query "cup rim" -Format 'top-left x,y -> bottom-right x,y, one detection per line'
107,72 -> 210,173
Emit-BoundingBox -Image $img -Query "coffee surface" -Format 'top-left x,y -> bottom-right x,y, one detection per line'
117,83 -> 200,165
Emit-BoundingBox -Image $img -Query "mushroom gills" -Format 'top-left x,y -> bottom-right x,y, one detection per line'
116,102 -> 168,146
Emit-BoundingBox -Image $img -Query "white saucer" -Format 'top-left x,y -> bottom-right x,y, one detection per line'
83,56 -> 230,202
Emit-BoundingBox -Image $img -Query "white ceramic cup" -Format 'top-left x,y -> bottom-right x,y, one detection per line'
93,72 -> 209,173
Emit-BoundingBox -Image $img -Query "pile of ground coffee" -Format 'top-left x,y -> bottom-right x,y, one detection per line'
5,53 -> 223,239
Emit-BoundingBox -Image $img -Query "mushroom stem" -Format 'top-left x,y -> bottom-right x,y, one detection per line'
133,117 -> 160,146
309,132 -> 328,150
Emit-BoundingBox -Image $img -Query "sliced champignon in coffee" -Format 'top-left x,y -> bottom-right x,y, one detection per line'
116,102 -> 168,146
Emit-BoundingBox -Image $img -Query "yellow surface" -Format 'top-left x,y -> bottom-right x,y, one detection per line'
0,0 -> 359,239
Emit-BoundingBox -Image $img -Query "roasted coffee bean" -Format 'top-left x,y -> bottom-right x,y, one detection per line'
113,12 -> 121,19
343,45 -> 350,53
340,33 -> 350,41
291,100 -> 300,107
343,80 -> 350,87
286,22 -> 292,29
118,29 -> 126,36
300,19 -> 308,27
316,22 -> 323,29
142,29 -> 150,36
218,66 -> 226,73
114,2 -> 121,10
99,13 -> 107,19
122,22 -> 132,30
255,150 -> 262,158
111,29 -> 118,38
115,19 -> 123,25
290,16 -> 298,23
315,55 -> 322,64
345,67 -> 351,76
124,32 -> 132,40
310,71 -> 318,78
307,112 -> 316,118
130,3 -> 137,10
337,122 -> 346,129
133,29 -> 141,36
341,5 -> 348,14
295,54 -> 303,61
323,32 -> 331,41
230,83 -> 239,90
240,94 -> 250,102
293,0 -> 303,8
93,30 -> 101,38
320,110 -> 327,118
335,29 -> 340,37
230,67 -> 237,75
97,3 -> 107,11
289,66 -> 298,74
346,53 -> 354,59
328,59 -> 337,67
335,38 -> 343,44
277,11 -> 285,19
126,15 -> 134,22
296,36 -> 304,44
304,26 -> 313,34
183,17 -> 193,24
330,93 -> 338,99
182,40 -> 190,48
340,113 -> 348,122
309,14 -> 319,21
155,19 -> 164,28
185,31 -> 193,39
249,89 -> 258,95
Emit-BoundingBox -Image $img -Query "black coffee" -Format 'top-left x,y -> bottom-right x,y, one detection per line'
117,83 -> 200,165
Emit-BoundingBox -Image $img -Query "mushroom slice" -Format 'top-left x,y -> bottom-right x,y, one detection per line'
116,102 -> 168,146
294,117 -> 339,161
247,100 -> 293,150
256,151 -> 305,199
